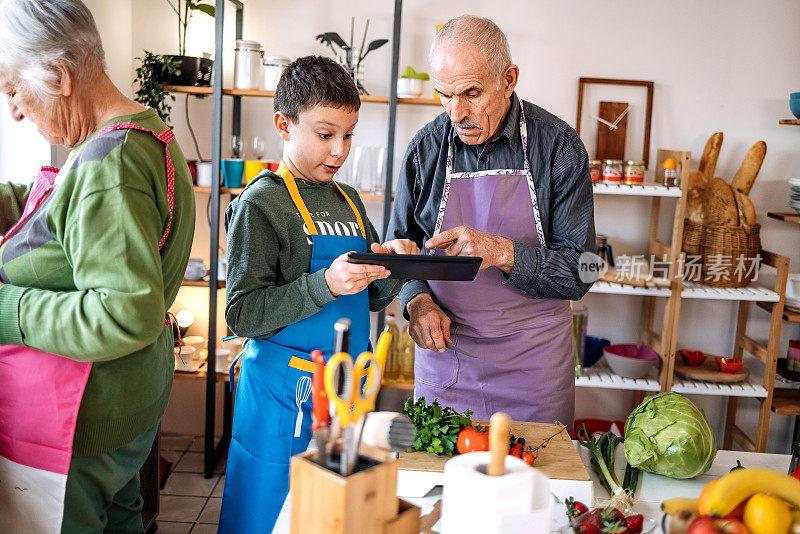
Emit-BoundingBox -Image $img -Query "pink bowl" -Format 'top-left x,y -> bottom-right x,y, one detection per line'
603,344 -> 658,379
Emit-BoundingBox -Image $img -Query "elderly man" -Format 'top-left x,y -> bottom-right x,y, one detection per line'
0,0 -> 194,532
387,15 -> 595,428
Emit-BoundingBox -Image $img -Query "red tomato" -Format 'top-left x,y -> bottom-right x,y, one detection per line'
508,442 -> 523,458
456,426 -> 489,454
521,452 -> 535,466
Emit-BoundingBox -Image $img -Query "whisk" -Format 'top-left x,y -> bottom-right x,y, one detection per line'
294,376 -> 312,437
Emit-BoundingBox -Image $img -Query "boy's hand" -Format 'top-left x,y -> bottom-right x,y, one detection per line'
325,252 -> 390,297
370,239 -> 420,255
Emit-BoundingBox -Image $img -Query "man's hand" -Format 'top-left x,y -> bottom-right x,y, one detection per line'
325,252 -> 389,297
425,226 -> 514,272
406,293 -> 451,352
370,239 -> 420,255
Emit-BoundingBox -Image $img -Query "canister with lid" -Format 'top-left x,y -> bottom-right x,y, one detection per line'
602,159 -> 623,183
263,56 -> 291,91
589,160 -> 602,183
624,160 -> 645,185
234,39 -> 264,90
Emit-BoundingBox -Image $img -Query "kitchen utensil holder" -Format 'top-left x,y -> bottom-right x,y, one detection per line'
290,450 -> 420,534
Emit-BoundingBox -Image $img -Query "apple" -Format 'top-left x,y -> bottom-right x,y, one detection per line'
688,515 -> 751,534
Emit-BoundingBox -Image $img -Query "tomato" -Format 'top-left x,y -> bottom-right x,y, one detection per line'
521,452 -> 535,466
508,442 -> 523,458
456,426 -> 489,454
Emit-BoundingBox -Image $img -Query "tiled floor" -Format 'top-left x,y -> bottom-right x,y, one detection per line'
157,434 -> 226,533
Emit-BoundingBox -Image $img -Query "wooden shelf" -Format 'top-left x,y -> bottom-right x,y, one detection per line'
757,301 -> 800,322
166,85 -> 442,106
181,279 -> 225,289
592,182 -> 682,197
193,185 -> 245,195
779,119 -> 800,125
381,379 -> 415,391
772,388 -> 800,415
768,212 -> 800,224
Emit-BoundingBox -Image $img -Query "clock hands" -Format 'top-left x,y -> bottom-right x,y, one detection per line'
591,114 -> 618,130
612,105 -> 630,127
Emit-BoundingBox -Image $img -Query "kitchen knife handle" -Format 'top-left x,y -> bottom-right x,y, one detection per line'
311,349 -> 329,432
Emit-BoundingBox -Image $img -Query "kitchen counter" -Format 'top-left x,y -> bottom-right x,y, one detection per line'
273,443 -> 791,533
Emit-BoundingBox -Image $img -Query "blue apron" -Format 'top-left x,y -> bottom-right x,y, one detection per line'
218,162 -> 370,533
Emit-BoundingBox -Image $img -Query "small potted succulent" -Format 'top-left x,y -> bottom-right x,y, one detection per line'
163,0 -> 215,86
397,66 -> 429,98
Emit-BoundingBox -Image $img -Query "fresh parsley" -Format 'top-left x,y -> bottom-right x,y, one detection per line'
403,396 -> 473,456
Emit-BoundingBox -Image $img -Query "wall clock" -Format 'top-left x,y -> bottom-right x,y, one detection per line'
576,77 -> 654,168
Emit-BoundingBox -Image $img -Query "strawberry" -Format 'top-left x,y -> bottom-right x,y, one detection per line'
578,524 -> 602,534
624,514 -> 643,533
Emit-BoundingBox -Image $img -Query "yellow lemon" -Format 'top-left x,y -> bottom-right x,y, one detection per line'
744,493 -> 792,534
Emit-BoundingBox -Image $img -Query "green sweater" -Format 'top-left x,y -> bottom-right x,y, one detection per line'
0,109 -> 195,455
225,171 -> 401,339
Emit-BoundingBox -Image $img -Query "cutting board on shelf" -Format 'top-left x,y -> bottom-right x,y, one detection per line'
674,358 -> 749,383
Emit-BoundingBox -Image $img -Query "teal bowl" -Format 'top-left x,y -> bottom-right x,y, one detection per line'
791,97 -> 800,119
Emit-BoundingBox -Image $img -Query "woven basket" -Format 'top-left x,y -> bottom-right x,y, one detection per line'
682,220 -> 762,288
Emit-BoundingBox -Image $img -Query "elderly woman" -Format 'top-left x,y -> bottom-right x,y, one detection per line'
0,1 -> 194,532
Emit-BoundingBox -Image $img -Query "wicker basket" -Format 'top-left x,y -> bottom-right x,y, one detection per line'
682,220 -> 762,288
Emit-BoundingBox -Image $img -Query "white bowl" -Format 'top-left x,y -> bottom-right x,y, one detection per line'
603,344 -> 658,379
397,77 -> 424,98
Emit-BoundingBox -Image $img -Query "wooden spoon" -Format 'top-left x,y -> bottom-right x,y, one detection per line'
488,412 -> 510,476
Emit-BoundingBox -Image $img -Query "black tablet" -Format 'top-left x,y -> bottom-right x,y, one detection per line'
347,253 -> 481,281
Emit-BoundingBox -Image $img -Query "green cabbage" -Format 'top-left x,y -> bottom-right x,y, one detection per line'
624,392 -> 717,479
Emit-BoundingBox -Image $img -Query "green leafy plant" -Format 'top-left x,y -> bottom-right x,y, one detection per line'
164,1 -> 216,56
403,396 -> 472,456
134,51 -> 180,125
400,66 -> 429,80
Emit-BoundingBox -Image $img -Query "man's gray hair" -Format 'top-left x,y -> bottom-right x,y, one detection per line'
430,15 -> 513,82
0,0 -> 105,99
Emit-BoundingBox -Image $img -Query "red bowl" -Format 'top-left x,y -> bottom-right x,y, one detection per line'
716,357 -> 743,374
679,350 -> 706,367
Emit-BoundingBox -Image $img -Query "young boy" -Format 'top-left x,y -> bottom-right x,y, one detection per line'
218,56 -> 417,533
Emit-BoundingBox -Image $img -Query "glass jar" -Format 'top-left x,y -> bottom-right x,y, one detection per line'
624,160 -> 645,185
602,159 -> 623,183
662,158 -> 679,187
234,40 -> 264,90
589,159 -> 602,183
572,302 -> 588,376
263,55 -> 290,91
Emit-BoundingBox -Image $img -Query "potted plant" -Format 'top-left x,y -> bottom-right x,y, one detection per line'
134,51 -> 180,125
397,66 -> 429,98
163,0 -> 215,86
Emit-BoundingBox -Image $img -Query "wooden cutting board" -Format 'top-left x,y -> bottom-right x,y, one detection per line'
398,421 -> 590,483
674,358 -> 749,383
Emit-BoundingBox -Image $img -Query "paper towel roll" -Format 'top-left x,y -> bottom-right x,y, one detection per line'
441,451 -> 552,534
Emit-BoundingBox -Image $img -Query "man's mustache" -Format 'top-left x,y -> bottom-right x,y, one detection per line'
452,119 -> 481,129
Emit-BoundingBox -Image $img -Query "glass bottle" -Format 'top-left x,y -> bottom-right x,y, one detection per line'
383,313 -> 400,380
399,324 -> 415,382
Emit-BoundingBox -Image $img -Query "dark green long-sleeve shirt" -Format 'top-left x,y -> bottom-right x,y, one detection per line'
225,171 -> 401,339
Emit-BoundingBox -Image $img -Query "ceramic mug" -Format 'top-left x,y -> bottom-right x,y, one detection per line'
174,346 -> 197,371
222,159 -> 245,188
244,160 -> 270,184
184,258 -> 207,280
196,161 -> 213,187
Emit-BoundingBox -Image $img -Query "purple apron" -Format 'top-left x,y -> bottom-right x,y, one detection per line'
414,95 -> 575,428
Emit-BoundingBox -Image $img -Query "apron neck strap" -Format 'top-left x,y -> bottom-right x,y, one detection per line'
275,160 -> 366,238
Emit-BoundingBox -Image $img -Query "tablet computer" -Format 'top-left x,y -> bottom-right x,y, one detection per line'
347,253 -> 481,281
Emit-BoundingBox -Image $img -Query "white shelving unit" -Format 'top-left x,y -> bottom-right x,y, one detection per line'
588,281 -> 671,298
592,182 -> 682,197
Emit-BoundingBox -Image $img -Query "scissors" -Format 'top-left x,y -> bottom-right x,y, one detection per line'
324,337 -> 388,475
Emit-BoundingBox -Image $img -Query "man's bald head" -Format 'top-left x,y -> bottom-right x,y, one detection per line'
430,15 -> 512,83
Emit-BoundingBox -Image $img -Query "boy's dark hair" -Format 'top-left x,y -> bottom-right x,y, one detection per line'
274,56 -> 361,122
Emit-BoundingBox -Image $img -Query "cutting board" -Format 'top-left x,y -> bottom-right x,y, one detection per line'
398,421 -> 589,482
674,358 -> 749,383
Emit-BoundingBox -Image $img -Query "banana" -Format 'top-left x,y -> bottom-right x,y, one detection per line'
706,468 -> 800,516
661,498 -> 699,516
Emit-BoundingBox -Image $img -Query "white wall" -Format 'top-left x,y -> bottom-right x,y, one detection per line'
117,0 -> 800,447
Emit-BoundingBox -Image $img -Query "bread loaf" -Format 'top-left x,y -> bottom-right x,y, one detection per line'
733,190 -> 757,227
731,141 -> 766,195
703,177 -> 739,225
686,170 -> 708,224
698,132 -> 723,179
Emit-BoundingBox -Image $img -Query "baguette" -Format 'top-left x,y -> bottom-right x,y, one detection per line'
703,177 -> 739,225
733,190 -> 757,227
698,132 -> 723,179
686,170 -> 708,224
731,140 -> 766,195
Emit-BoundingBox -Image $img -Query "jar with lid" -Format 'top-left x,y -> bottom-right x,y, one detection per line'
234,39 -> 264,90
662,158 -> 679,187
624,160 -> 645,185
602,159 -> 623,183
589,160 -> 602,183
263,55 -> 291,92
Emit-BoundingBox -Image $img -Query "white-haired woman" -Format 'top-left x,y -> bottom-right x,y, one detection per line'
0,1 -> 195,532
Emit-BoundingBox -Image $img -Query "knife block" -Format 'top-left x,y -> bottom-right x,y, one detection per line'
289,450 -> 420,534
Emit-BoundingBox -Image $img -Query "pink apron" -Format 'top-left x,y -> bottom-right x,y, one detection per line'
0,123 -> 177,533
414,95 -> 575,428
